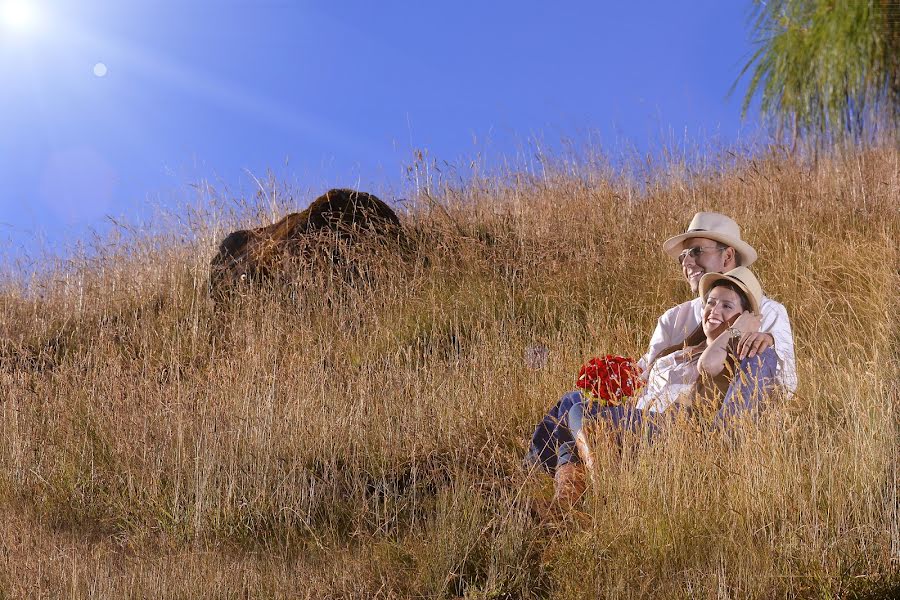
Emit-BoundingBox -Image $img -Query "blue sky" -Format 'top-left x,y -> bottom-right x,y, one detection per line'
1,1 -> 762,262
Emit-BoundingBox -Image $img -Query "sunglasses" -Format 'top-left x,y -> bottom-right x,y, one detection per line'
678,245 -> 725,264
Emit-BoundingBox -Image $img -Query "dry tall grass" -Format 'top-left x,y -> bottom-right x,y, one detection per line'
0,146 -> 897,599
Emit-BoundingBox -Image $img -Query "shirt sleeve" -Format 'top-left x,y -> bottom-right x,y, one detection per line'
759,298 -> 798,394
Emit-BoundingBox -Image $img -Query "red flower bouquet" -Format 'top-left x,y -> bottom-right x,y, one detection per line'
575,355 -> 643,405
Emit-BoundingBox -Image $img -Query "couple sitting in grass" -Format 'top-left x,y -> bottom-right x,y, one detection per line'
526,212 -> 797,507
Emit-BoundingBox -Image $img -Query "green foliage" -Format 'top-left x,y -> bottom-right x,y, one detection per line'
739,0 -> 900,149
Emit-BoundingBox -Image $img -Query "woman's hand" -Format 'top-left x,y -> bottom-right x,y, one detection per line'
701,311 -> 757,377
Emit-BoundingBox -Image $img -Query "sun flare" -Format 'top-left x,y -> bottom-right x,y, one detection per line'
1,0 -> 39,34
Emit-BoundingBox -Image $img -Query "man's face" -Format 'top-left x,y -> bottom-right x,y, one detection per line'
679,236 -> 729,293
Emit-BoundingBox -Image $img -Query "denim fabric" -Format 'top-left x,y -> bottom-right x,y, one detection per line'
523,391 -> 654,474
523,390 -> 597,474
713,347 -> 778,428
524,348 -> 779,474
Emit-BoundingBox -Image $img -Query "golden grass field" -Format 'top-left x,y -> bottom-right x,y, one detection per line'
0,145 -> 897,599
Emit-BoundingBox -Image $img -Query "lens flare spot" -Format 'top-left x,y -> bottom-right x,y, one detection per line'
93,62 -> 108,77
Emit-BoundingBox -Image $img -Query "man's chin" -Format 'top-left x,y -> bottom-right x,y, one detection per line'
686,273 -> 703,294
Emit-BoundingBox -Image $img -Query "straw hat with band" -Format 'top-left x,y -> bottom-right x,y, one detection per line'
698,266 -> 763,316
663,212 -> 758,267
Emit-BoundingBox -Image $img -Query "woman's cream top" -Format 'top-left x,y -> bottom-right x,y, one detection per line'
634,349 -> 700,413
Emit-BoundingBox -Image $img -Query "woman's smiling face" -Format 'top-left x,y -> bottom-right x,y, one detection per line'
702,285 -> 746,339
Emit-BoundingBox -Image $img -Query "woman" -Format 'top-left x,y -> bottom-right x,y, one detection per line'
525,267 -> 779,506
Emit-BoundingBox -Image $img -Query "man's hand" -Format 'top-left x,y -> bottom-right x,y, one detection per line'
737,331 -> 773,359
730,311 -> 770,359
732,311 -> 761,335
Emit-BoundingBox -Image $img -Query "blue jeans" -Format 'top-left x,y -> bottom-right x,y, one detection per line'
524,349 -> 779,474
523,392 -> 651,473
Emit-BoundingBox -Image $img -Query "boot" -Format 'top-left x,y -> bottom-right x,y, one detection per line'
553,462 -> 586,509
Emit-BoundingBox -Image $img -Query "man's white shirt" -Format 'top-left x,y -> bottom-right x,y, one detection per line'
637,296 -> 797,394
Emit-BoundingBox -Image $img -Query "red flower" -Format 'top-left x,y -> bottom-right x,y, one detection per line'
575,355 -> 643,405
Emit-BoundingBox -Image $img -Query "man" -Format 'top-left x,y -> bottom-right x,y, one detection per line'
638,212 -> 797,395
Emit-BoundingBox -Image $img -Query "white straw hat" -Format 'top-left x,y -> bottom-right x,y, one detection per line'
699,266 -> 763,315
663,212 -> 758,266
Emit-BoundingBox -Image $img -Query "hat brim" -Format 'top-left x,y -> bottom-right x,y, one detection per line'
699,272 -> 761,315
663,232 -> 758,267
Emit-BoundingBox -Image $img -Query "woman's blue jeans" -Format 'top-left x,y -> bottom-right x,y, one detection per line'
524,350 -> 778,474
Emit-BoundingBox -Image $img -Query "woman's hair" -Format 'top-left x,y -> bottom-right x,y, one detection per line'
708,280 -> 750,311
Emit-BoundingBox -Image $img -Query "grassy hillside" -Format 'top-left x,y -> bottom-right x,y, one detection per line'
0,146 -> 897,599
